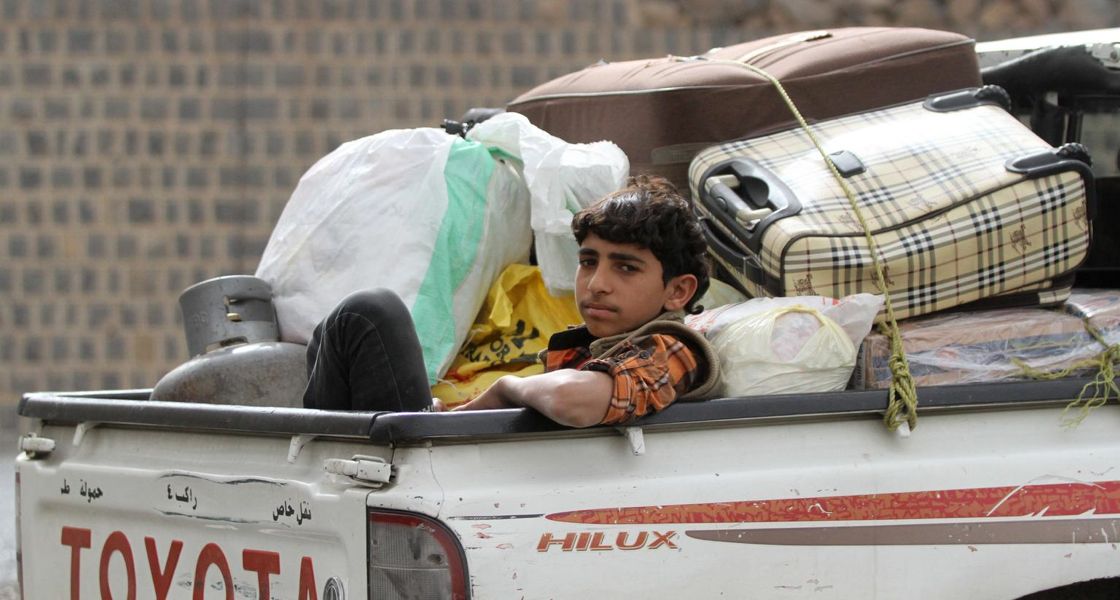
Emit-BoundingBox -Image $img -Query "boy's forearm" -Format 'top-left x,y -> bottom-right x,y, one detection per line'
504,370 -> 613,427
461,370 -> 613,428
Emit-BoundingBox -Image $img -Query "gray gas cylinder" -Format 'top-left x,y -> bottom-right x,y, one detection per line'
151,275 -> 308,407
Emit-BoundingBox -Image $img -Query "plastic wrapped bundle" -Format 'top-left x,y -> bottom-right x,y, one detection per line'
852,306 -> 1105,389
1063,289 -> 1120,346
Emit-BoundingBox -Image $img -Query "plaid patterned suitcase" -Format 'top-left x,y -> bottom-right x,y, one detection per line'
689,87 -> 1094,321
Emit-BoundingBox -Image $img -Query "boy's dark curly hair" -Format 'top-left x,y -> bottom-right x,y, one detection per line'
572,174 -> 710,314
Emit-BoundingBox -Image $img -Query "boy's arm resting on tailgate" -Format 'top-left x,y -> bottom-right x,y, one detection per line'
453,370 -> 613,428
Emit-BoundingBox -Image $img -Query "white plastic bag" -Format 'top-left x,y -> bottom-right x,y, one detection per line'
255,127 -> 532,384
687,294 -> 882,396
695,279 -> 748,311
468,113 -> 629,295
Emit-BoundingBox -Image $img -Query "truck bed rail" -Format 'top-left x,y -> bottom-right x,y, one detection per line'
19,376 -> 1099,443
17,392 -> 378,438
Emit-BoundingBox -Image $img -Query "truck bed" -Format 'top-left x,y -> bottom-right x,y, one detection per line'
16,377 -> 1120,599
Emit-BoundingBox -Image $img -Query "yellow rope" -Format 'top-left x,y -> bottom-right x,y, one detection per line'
704,58 -> 919,431
1013,321 -> 1120,427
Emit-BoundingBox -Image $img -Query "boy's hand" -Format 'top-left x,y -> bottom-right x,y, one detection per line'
452,376 -> 518,412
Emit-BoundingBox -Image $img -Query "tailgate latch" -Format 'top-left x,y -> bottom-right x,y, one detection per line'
324,455 -> 394,487
19,433 -> 56,458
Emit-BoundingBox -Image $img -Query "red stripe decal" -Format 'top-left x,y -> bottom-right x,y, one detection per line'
685,518 -> 1120,546
546,480 -> 1120,524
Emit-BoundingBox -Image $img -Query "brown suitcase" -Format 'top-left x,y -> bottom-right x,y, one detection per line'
508,27 -> 981,194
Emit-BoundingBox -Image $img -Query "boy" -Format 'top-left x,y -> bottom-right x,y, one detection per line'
453,175 -> 720,426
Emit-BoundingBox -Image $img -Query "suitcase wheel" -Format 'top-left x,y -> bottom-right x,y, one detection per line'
1056,142 -> 1092,166
974,85 -> 1013,112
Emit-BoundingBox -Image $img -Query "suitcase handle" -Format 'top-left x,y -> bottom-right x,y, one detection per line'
1006,143 -> 1098,221
697,158 -> 802,254
697,214 -> 778,294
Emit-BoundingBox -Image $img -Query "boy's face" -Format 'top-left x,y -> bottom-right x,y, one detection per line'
575,233 -> 698,338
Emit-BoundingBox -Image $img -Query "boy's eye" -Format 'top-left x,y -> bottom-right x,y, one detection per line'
617,263 -> 638,273
578,258 -> 597,267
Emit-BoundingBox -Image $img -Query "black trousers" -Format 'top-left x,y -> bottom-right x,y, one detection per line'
303,289 -> 431,412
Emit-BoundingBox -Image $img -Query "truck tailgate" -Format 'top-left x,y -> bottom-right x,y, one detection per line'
17,397 -> 390,599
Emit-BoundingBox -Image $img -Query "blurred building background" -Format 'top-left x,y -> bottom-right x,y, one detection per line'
2,0 -> 1118,415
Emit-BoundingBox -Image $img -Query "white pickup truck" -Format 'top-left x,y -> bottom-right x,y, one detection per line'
15,31 -> 1120,600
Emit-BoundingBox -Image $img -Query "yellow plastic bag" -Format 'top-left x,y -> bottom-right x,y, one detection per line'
432,264 -> 582,407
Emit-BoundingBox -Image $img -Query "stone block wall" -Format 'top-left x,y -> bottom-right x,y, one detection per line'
2,0 -> 1116,413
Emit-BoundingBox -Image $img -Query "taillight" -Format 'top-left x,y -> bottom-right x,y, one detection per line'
367,509 -> 468,600
15,470 -> 22,600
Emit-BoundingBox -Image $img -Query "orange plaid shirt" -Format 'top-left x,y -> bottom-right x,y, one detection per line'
543,326 -> 706,425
